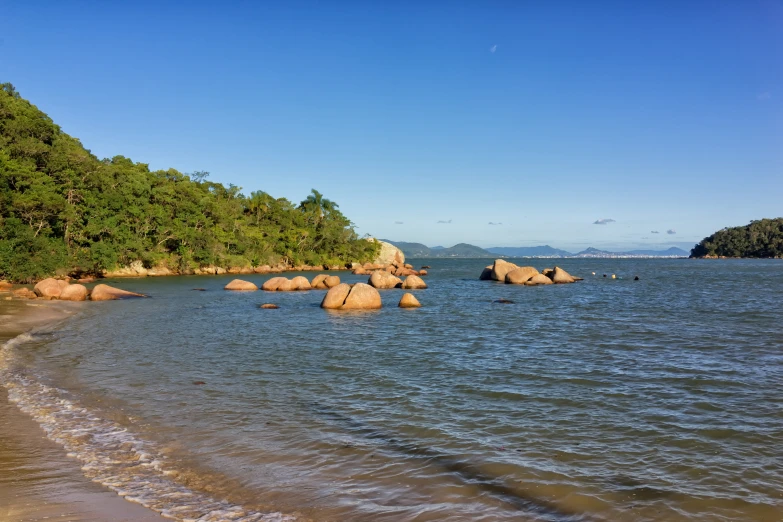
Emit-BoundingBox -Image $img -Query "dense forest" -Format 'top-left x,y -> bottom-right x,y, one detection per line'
690,218 -> 783,258
0,83 -> 378,282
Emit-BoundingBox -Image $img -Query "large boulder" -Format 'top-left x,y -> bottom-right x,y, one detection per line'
262,277 -> 287,291
311,274 -> 329,289
254,265 -> 272,274
290,276 -> 312,290
321,283 -> 352,309
276,278 -> 298,292
368,239 -> 405,266
342,283 -> 382,310
34,278 -> 66,299
401,275 -> 427,289
491,259 -> 519,281
398,293 -> 421,308
550,266 -> 576,284
525,273 -> 553,286
224,279 -> 259,291
479,265 -> 493,280
369,271 -> 402,289
324,275 -> 341,288
505,267 -> 539,285
91,284 -> 146,301
59,284 -> 89,301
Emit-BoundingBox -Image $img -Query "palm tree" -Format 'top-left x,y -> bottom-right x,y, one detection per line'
299,189 -> 338,225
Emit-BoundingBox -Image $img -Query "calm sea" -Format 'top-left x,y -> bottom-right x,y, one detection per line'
2,259 -> 782,521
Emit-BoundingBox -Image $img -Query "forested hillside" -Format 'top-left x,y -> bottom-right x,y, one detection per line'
0,83 -> 377,282
690,218 -> 783,258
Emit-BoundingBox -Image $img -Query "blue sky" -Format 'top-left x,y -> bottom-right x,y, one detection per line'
1,1 -> 781,251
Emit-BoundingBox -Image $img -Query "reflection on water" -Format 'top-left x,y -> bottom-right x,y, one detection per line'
3,259 -> 783,521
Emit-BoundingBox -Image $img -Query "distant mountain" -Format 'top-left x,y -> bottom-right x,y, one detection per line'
381,240 -> 495,258
573,247 -> 688,258
487,245 -> 573,258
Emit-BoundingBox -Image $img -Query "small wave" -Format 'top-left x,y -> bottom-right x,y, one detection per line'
0,335 -> 297,522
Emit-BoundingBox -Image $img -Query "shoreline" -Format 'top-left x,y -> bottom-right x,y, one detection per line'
0,300 -> 166,522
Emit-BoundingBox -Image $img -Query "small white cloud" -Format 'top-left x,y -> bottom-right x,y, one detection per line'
593,218 -> 616,225
490,44 -> 497,53
667,229 -> 677,235
757,92 -> 771,100
394,221 -> 404,225
651,230 -> 660,234
437,219 -> 452,224
488,222 -> 503,225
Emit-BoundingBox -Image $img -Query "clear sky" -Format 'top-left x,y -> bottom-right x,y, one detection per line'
1,1 -> 781,251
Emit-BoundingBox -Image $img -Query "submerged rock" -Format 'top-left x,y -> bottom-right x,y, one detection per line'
224,279 -> 259,291
398,293 -> 421,308
401,275 -> 427,289
91,284 -> 146,301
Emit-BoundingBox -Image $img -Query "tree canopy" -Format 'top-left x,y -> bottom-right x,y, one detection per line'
0,83 -> 378,282
690,218 -> 783,258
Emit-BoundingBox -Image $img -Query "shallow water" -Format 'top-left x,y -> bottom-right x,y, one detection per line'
2,259 -> 782,521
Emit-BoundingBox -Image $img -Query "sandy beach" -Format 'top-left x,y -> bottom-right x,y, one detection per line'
0,299 -> 165,522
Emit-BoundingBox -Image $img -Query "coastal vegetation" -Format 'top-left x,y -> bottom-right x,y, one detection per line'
690,218 -> 783,258
0,83 -> 378,283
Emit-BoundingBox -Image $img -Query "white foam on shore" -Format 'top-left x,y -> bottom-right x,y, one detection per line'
1,334 -> 297,522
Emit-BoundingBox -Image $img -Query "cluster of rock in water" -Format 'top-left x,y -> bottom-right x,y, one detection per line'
479,259 -> 583,285
0,278 -> 146,302
224,268 -> 427,310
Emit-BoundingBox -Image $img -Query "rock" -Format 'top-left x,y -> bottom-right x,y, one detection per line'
398,293 -> 421,308
634,276 -> 640,281
321,283 -> 352,309
239,267 -> 254,274
353,267 -> 369,275
311,274 -> 329,289
421,265 -> 431,269
12,288 -> 36,299
192,288 -> 206,291
573,276 -> 584,281
224,279 -> 259,291
324,275 -> 340,288
479,265 -> 493,280
290,276 -> 312,290
495,298 -> 515,304
369,271 -> 402,289
91,284 -> 146,301
34,278 -> 65,299
404,263 -> 413,269
542,268 -> 554,277
259,303 -> 279,309
402,275 -> 427,289
104,260 -> 148,277
491,259 -> 519,281
419,269 -> 428,276
0,281 -> 13,291
276,278 -> 298,292
147,266 -> 173,276
59,284 -> 89,301
342,283 -> 382,310
550,266 -> 576,284
504,267 -> 539,285
77,277 -> 96,284
526,273 -> 553,285
254,265 -> 272,274
262,277 -> 287,291
368,238 -> 405,266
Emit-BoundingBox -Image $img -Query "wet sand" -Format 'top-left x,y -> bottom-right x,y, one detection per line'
0,298 -> 165,522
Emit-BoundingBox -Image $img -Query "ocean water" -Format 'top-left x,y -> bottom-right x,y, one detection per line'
1,259 -> 782,521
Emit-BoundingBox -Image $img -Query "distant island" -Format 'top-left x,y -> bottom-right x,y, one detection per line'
690,218 -> 783,258
382,240 -> 689,259
0,84 -> 378,283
